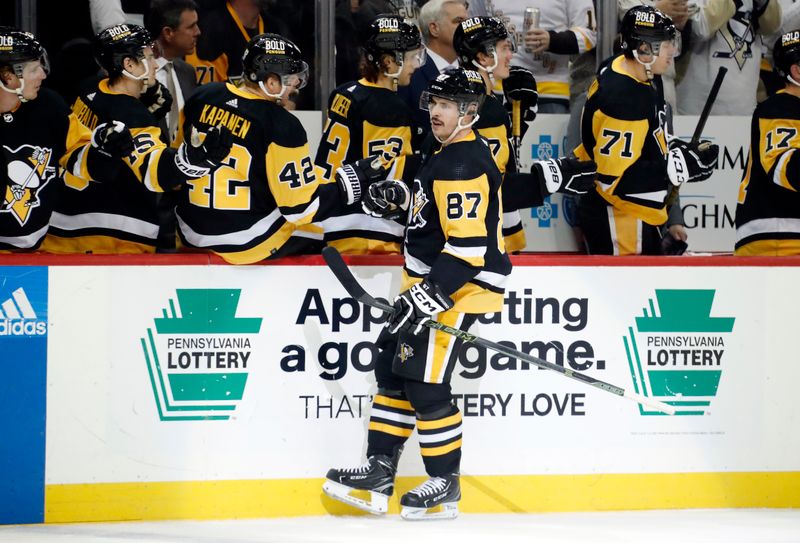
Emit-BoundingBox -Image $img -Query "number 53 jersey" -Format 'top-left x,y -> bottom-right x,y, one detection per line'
176,82 -> 338,264
403,131 -> 511,314
573,55 -> 671,225
313,79 -> 414,254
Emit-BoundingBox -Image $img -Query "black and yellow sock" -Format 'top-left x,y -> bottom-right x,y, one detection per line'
366,394 -> 416,457
417,406 -> 462,475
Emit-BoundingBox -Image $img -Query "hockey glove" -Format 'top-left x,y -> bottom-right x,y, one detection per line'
503,66 -> 538,122
140,81 -> 173,120
388,279 -> 454,336
533,157 -> 597,195
335,156 -> 390,205
667,139 -> 718,186
362,179 -> 410,220
175,125 -> 234,177
91,121 -> 134,158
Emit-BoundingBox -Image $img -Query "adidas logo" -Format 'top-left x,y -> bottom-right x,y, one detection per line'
86,92 -> 96,101
225,98 -> 238,108
0,287 -> 46,336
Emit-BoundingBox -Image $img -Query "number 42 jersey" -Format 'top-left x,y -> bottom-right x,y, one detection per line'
176,82 -> 339,264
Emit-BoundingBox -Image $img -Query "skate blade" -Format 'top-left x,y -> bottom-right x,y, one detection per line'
400,502 -> 459,520
322,480 -> 389,515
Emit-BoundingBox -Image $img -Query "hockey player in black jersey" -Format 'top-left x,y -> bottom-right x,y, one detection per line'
574,6 -> 717,255
176,33 -> 344,264
735,30 -> 800,255
0,27 -> 132,251
313,14 -> 425,254
42,24 -> 232,254
453,16 -> 595,252
324,68 -> 509,521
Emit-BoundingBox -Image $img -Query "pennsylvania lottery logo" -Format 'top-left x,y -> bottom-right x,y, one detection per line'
624,290 -> 735,416
140,289 -> 262,421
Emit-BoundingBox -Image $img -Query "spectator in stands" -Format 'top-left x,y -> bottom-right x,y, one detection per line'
398,0 -> 468,141
675,0 -> 781,115
89,0 -> 148,32
185,0 -> 290,85
491,0 -> 596,114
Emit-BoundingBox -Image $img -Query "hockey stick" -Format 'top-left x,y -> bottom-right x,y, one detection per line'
511,99 -> 522,167
321,246 -> 676,415
666,66 -> 727,206
690,66 -> 727,146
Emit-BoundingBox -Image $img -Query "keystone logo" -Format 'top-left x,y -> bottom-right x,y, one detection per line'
623,290 -> 735,416
140,289 -> 262,421
0,287 -> 47,336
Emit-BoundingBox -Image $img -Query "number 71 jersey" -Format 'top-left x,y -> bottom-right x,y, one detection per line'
573,55 -> 671,225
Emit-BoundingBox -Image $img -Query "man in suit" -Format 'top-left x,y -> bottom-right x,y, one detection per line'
145,0 -> 201,251
398,0 -> 468,142
145,0 -> 200,144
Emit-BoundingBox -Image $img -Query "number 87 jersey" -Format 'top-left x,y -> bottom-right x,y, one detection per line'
176,81 -> 339,264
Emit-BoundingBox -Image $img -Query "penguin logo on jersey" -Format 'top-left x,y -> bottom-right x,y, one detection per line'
407,179 -> 428,230
1,144 -> 55,226
712,5 -> 754,70
398,343 -> 414,363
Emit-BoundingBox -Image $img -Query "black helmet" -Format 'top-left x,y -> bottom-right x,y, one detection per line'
0,27 -> 49,77
94,24 -> 153,77
420,67 -> 486,115
362,14 -> 422,65
773,30 -> 800,80
242,33 -> 309,89
453,16 -> 510,66
620,6 -> 679,57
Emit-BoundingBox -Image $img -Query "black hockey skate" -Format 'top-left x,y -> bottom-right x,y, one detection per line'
323,450 -> 400,515
399,474 -> 460,520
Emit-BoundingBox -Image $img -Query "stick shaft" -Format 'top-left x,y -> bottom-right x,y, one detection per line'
691,66 -> 727,144
321,247 -> 676,415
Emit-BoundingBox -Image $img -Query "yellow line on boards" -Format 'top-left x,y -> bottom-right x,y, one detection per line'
45,472 -> 800,523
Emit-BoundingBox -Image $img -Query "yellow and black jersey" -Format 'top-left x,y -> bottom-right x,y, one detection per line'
185,2 -> 284,85
0,89 -> 95,251
42,79 -> 184,254
313,79 -> 414,254
574,55 -> 671,225
735,90 -> 800,255
176,82 -> 339,264
403,130 -> 511,314
474,93 -> 526,252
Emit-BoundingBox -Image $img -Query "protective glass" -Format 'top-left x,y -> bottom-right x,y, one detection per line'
645,34 -> 682,58
283,60 -> 310,90
404,47 -> 427,69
